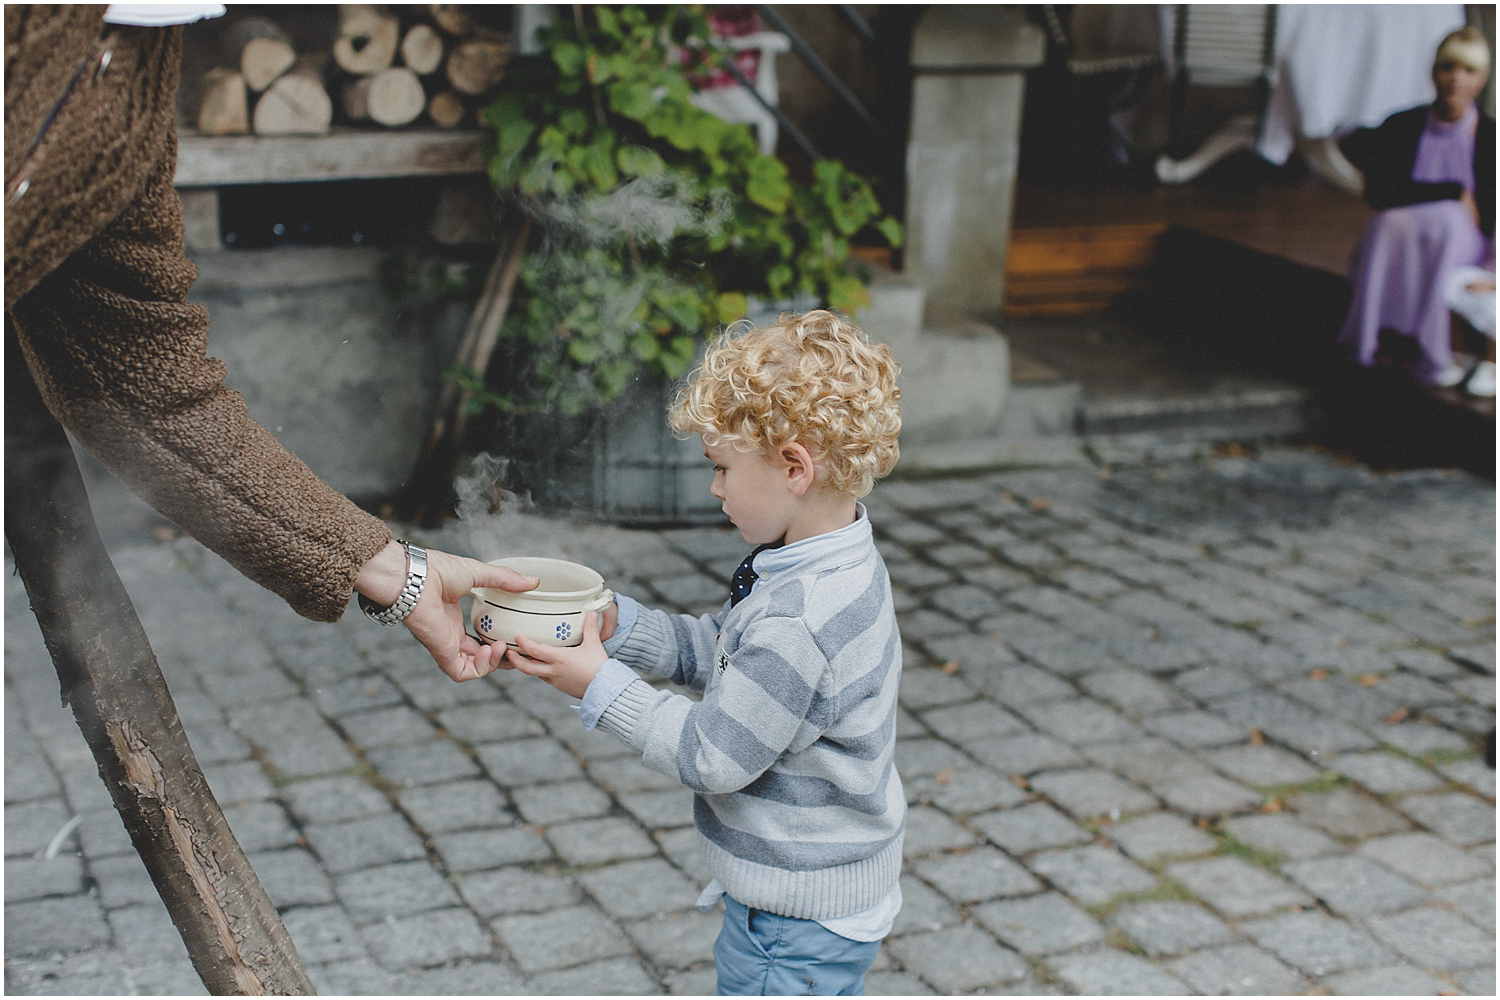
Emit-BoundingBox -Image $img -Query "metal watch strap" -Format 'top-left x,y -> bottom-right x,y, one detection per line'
359,540 -> 428,625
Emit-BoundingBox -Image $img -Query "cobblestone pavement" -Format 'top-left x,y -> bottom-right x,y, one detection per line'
6,445 -> 1495,995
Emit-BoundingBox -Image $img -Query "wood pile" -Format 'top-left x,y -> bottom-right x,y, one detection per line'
195,4 -> 513,136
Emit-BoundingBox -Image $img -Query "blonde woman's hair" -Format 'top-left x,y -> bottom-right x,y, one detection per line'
669,310 -> 901,498
1435,25 -> 1491,76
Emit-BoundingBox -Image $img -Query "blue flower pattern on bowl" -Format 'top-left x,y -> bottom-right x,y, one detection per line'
479,614 -> 494,635
556,622 -> 572,641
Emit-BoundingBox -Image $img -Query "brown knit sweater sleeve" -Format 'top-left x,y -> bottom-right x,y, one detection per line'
11,113 -> 392,622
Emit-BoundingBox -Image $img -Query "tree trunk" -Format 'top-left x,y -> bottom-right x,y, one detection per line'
333,4 -> 400,76
3,325 -> 314,996
401,22 -> 445,76
366,66 -> 426,127
197,67 -> 250,135
253,64 -> 333,135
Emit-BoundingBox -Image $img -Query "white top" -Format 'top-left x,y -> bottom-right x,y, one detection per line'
104,4 -> 225,27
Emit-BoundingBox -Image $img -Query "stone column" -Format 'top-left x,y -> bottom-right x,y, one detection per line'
904,7 -> 1044,314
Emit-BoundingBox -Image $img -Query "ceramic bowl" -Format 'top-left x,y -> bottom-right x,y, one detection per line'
471,556 -> 613,648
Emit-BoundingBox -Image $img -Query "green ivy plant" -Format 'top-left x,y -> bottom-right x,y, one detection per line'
475,4 -> 902,416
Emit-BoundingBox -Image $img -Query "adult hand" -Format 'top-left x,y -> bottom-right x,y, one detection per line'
356,541 -> 539,682
506,611 -> 608,699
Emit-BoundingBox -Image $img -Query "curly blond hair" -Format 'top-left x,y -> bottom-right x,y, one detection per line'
668,310 -> 901,497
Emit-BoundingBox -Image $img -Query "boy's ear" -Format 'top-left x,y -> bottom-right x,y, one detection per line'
780,441 -> 819,496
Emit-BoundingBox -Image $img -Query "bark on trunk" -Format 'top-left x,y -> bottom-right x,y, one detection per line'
3,325 -> 315,997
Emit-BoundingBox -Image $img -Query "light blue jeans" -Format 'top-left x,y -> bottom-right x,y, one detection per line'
714,894 -> 882,996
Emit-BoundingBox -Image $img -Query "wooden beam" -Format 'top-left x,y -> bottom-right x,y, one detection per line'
175,128 -> 487,187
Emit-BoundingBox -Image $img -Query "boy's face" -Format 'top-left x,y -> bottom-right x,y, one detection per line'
704,440 -> 799,546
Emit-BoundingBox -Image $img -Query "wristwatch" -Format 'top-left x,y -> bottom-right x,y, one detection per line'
358,540 -> 428,625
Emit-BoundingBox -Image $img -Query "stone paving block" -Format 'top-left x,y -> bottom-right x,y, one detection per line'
1320,963 -> 1456,996
1282,675 -> 1405,727
181,723 -> 253,766
1016,698 -> 1143,745
366,739 -> 483,788
621,908 -> 720,969
585,754 -> 682,794
970,802 -> 1091,855
1165,944 -> 1308,995
1165,856 -> 1313,918
436,701 -> 546,744
198,665 -> 300,706
334,859 -> 459,924
1157,772 -> 1264,816
1438,757 -> 1497,797
1454,966 -> 1496,996
1203,743 -> 1322,787
546,815 -> 658,866
492,904 -> 633,974
309,673 -> 406,718
89,851 -> 162,911
335,705 -> 438,748
1357,831 -> 1492,886
455,865 -> 584,918
1241,909 -> 1394,976
5,799 -> 74,858
903,803 -> 983,857
1286,787 -> 1413,838
884,924 -> 1030,992
430,825 -> 554,872
1377,721 -> 1474,755
578,857 -> 697,919
509,778 -> 613,826
898,737 -> 988,782
397,778 -> 512,834
247,847 -> 336,909
1220,812 -> 1343,859
280,775 -> 391,825
360,906 -> 492,970
615,787 -> 695,829
1434,877 -> 1495,931
918,699 -> 1029,744
972,891 -> 1106,954
911,846 -> 1042,903
656,826 -> 714,884
864,970 -> 939,996
1010,639 -> 1126,678
1028,844 -> 1158,906
304,813 -> 431,878
895,666 -> 981,712
1107,900 -> 1235,956
1172,665 -> 1261,702
1079,670 -> 1187,716
390,959 -> 528,996
527,955 -> 661,995
892,872 -> 962,935
906,766 -> 1028,816
1367,906 -> 1497,971
1049,948 -> 1194,996
4,854 -> 84,904
1395,791 -> 1495,846
107,902 -> 192,965
966,732 -> 1085,775
4,950 -> 133,996
222,800 -> 300,852
203,759 -> 275,806
1143,709 -> 1249,748
1106,811 -> 1217,862
7,899 -> 113,959
1028,767 -> 1158,820
1283,855 -> 1428,917
1106,637 -> 1206,674
1210,691 -> 1378,755
475,737 -> 586,786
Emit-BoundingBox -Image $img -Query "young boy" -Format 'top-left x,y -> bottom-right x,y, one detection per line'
507,310 -> 905,995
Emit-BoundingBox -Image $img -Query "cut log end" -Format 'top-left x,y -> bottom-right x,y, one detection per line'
427,90 -> 466,129
253,70 -> 333,135
197,67 -> 250,135
401,23 -> 445,75
446,37 -> 512,96
367,66 -> 426,127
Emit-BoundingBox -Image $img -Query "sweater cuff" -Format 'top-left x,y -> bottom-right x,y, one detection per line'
576,657 -> 638,730
611,602 -> 676,672
595,676 -> 657,743
602,594 -> 641,657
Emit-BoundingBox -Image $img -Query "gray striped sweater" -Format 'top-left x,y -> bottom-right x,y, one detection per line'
589,511 -> 905,921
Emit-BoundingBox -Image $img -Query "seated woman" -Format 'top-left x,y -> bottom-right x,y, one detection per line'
1339,25 -> 1495,393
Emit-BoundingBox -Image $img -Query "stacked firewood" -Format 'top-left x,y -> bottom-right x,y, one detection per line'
196,4 -> 513,136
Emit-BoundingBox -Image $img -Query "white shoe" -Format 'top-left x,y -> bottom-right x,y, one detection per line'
1465,360 -> 1496,397
1430,362 -> 1469,388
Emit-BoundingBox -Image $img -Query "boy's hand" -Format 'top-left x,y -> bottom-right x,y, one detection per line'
506,611 -> 608,699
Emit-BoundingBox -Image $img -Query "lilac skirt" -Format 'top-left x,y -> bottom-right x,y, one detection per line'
1339,199 -> 1490,384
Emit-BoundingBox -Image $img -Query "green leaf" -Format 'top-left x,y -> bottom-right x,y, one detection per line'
553,40 -> 586,77
876,216 -> 905,248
